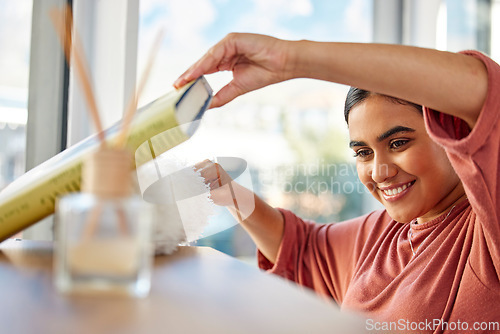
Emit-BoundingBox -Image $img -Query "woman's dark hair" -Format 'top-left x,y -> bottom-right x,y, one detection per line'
344,87 -> 422,124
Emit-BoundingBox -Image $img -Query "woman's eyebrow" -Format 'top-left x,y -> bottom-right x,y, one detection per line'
377,126 -> 415,141
349,126 -> 415,148
349,140 -> 366,148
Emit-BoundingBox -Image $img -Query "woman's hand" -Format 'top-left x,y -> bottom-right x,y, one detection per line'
194,159 -> 237,207
174,33 -> 294,108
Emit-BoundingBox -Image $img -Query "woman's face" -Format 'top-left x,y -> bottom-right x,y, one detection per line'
348,95 -> 463,223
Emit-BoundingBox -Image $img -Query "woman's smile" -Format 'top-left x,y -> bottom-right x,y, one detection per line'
378,180 -> 416,202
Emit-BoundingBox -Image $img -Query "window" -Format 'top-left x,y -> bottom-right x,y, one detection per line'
0,1 -> 32,190
138,0 -> 374,258
493,0 -> 500,61
445,0 -> 493,55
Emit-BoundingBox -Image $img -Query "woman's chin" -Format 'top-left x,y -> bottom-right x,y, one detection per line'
386,209 -> 415,224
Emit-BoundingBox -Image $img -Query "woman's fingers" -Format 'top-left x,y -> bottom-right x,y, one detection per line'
210,81 -> 246,108
194,160 -> 237,206
174,36 -> 234,90
173,52 -> 220,89
194,160 -> 218,186
194,160 -> 230,189
193,159 -> 212,171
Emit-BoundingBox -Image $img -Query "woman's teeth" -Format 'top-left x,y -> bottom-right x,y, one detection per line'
382,182 -> 413,196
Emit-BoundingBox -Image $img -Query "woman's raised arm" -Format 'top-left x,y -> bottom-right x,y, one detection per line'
293,41 -> 488,128
175,33 -> 488,128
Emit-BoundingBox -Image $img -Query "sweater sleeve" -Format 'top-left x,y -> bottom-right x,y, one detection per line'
423,50 -> 500,274
257,208 -> 387,303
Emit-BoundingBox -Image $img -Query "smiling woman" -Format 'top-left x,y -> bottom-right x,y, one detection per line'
175,33 -> 500,333
346,92 -> 463,224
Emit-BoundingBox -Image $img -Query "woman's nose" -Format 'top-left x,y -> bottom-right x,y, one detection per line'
369,155 -> 398,184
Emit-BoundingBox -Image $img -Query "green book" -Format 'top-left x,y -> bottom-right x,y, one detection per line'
0,77 -> 212,241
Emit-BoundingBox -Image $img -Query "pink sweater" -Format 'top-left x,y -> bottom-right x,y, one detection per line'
258,51 -> 500,333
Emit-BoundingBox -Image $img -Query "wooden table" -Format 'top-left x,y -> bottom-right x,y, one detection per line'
0,239 -> 367,334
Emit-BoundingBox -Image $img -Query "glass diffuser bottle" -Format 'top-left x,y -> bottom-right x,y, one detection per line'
54,147 -> 154,297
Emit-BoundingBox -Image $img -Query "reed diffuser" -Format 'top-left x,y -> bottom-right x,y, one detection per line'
55,148 -> 154,297
50,6 -> 161,297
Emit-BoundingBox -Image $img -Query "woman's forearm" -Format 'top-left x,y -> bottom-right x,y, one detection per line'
227,182 -> 284,263
288,41 -> 488,128
195,159 -> 284,262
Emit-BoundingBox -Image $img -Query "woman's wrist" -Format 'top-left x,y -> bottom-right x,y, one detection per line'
285,39 -> 334,81
281,39 -> 311,80
221,182 -> 257,221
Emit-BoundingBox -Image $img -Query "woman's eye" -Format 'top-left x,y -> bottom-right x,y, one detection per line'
353,149 -> 372,158
390,139 -> 409,150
